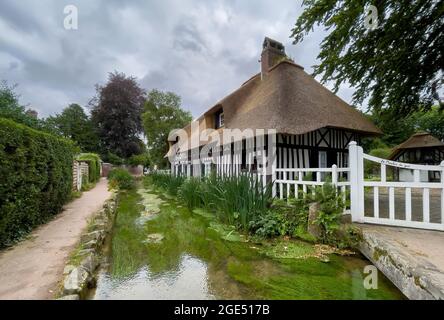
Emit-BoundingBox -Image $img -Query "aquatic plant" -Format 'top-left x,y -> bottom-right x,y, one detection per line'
178,178 -> 202,209
147,172 -> 185,195
148,173 -> 272,231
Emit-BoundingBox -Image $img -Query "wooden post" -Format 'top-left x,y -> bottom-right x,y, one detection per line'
270,134 -> 277,198
441,161 -> 444,228
332,164 -> 338,186
349,141 -> 364,222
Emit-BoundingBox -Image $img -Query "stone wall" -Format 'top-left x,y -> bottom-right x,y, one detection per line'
359,228 -> 444,300
57,193 -> 117,300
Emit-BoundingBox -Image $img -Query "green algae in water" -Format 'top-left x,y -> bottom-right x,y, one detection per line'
92,186 -> 405,300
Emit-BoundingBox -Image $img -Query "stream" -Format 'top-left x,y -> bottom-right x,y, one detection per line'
89,184 -> 404,300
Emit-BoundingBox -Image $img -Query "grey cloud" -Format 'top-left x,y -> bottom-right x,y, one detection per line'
173,21 -> 207,53
0,0 -> 359,118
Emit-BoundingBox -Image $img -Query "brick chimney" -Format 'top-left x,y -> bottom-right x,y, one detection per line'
25,109 -> 38,118
261,37 -> 286,79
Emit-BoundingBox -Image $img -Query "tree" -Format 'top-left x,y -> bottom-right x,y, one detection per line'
367,105 -> 444,148
409,106 -> 444,141
142,89 -> 192,168
45,104 -> 99,152
90,72 -> 146,158
291,1 -> 444,115
0,81 -> 42,129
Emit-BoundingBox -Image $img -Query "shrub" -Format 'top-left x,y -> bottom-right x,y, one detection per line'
103,152 -> 124,165
313,182 -> 345,245
365,147 -> 392,178
76,153 -> 101,183
249,198 -> 308,238
0,118 -> 75,247
127,153 -> 150,167
108,168 -> 135,190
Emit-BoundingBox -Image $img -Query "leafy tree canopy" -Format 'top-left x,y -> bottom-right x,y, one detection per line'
45,103 -> 100,153
0,81 -> 43,129
90,72 -> 146,158
291,0 -> 443,114
142,89 -> 192,168
364,105 -> 444,152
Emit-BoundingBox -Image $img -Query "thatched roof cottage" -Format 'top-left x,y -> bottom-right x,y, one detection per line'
168,37 -> 380,180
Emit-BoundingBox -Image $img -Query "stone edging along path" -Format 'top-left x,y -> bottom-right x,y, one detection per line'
0,178 -> 112,300
58,193 -> 118,300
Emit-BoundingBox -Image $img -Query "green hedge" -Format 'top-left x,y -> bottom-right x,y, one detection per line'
76,153 -> 101,183
0,118 -> 75,247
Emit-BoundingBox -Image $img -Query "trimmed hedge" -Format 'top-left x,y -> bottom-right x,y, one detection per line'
76,153 -> 101,183
0,118 -> 75,247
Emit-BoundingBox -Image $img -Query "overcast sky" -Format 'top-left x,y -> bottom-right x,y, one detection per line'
0,0 -> 358,118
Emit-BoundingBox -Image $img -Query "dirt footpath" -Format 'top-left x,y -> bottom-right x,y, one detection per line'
0,178 -> 112,300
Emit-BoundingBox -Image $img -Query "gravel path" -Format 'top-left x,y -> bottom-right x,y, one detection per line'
0,178 -> 111,300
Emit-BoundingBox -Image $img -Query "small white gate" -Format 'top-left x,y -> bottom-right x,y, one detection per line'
273,141 -> 444,231
349,142 -> 444,231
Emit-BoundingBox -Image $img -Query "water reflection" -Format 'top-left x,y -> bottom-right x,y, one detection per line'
91,187 -> 404,300
94,254 -> 215,300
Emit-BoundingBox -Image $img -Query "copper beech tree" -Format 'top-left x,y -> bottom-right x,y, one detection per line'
90,72 -> 146,159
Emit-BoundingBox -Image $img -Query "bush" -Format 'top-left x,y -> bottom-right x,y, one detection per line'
76,153 -> 101,183
127,153 -> 150,167
249,198 -> 308,238
108,168 -> 135,190
0,118 -> 75,247
103,152 -> 124,165
365,147 -> 392,178
313,182 -> 345,245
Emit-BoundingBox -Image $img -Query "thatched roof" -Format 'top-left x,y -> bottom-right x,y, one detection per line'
210,61 -> 381,135
169,58 -> 381,154
389,132 -> 444,160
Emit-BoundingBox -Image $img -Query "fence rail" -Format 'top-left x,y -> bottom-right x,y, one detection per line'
351,142 -> 444,231
275,165 -> 351,213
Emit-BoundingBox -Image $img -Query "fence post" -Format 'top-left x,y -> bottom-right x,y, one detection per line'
441,161 -> 444,228
332,164 -> 338,186
349,141 -> 364,222
270,134 -> 277,198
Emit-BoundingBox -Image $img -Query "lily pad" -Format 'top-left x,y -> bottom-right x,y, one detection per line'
208,222 -> 246,242
143,233 -> 164,244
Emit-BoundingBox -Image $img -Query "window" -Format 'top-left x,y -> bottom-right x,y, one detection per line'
215,110 -> 224,129
219,112 -> 224,127
318,151 -> 328,168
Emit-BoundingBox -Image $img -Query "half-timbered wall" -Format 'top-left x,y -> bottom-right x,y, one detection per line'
275,128 -> 360,182
171,128 -> 362,181
394,148 -> 444,164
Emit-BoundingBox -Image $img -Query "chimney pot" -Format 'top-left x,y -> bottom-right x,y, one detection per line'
261,37 -> 286,79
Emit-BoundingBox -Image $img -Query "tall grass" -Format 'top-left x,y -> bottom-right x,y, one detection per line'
147,172 -> 272,230
178,178 -> 202,209
146,172 -> 185,196
199,174 -> 272,229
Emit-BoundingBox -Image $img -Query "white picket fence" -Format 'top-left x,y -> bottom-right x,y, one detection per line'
275,166 -> 351,213
349,142 -> 444,231
275,142 -> 444,231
